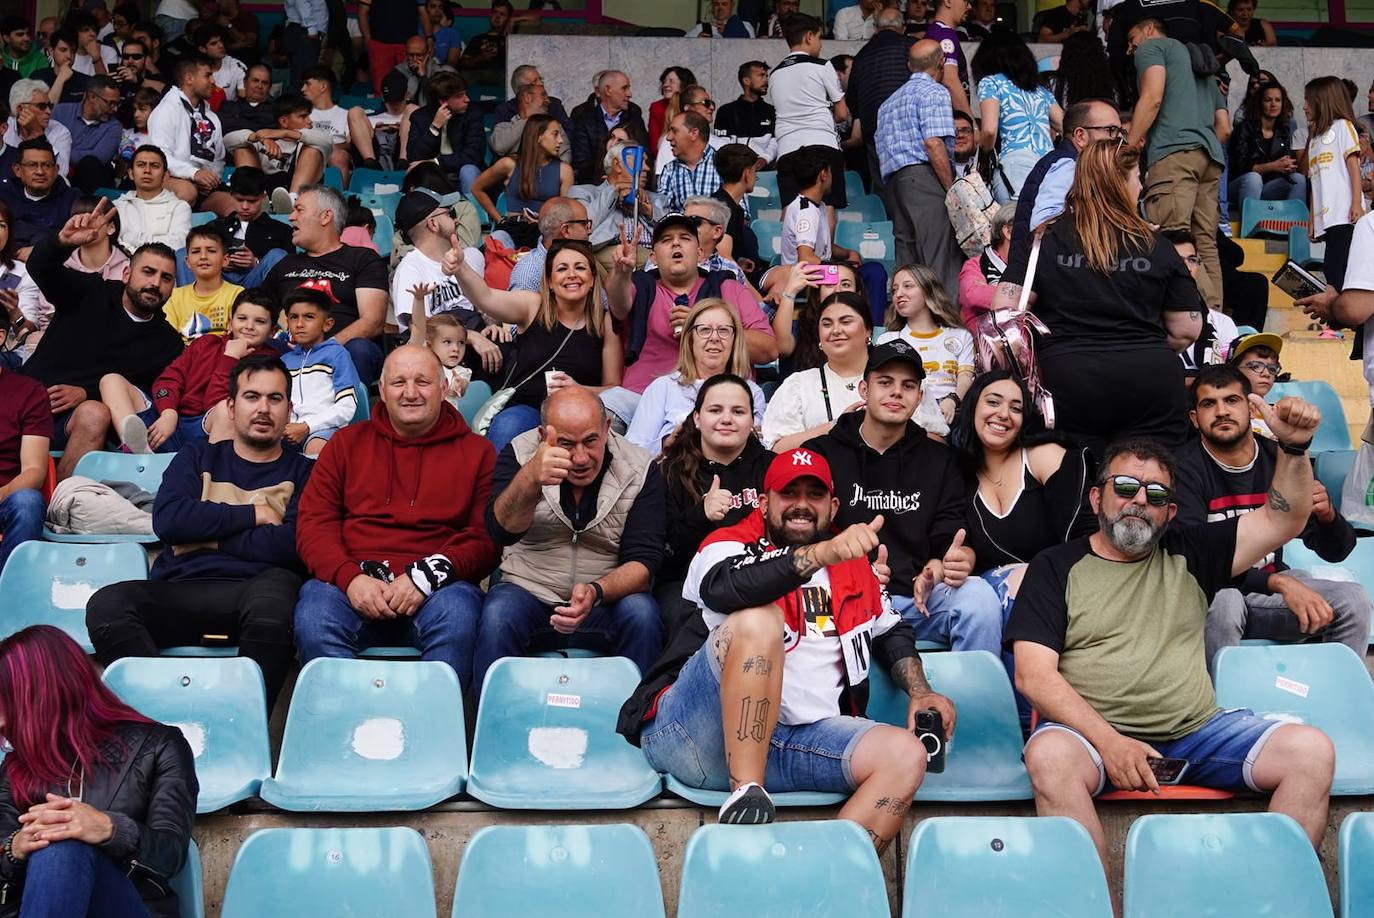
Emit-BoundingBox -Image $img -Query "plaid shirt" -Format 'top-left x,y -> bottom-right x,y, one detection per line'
875,71 -> 955,180
658,144 -> 722,213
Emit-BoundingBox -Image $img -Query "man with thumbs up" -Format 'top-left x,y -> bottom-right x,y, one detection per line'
806,340 -> 1003,655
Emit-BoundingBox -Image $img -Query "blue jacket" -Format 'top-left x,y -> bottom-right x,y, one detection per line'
0,178 -> 78,250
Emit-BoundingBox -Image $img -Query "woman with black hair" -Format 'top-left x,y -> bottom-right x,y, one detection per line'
972,30 -> 1064,202
1228,80 -> 1304,213
1049,32 -> 1117,108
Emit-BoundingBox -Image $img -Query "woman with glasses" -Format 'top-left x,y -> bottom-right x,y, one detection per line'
648,67 -> 697,151
470,114 -> 573,246
972,30 -> 1064,203
627,298 -> 766,457
0,625 -> 197,918
994,140 -> 1200,457
444,238 -> 622,452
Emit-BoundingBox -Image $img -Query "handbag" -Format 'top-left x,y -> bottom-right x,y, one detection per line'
471,326 -> 576,435
971,229 -> 1056,427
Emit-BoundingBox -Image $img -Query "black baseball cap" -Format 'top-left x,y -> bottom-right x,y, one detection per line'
395,190 -> 460,240
381,70 -> 409,104
651,213 -> 698,244
865,339 -> 926,379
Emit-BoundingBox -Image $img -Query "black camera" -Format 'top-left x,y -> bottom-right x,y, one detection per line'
914,709 -> 945,774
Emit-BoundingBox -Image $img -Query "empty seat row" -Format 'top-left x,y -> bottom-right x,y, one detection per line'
208,811 -> 1374,917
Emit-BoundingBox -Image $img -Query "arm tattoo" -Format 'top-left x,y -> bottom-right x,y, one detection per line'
790,544 -> 823,578
891,655 -> 933,696
1267,487 -> 1291,513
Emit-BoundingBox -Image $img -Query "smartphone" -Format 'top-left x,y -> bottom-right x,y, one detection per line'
1271,260 -> 1326,300
817,264 -> 841,285
913,709 -> 946,774
1146,756 -> 1190,785
0,274 -> 20,291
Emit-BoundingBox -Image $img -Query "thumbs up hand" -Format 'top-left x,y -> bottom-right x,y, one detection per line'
941,528 -> 973,588
442,234 -> 466,276
873,544 -> 891,588
702,473 -> 735,522
912,566 -> 936,617
534,425 -> 572,486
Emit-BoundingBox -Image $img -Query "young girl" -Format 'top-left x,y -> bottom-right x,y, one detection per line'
877,264 -> 976,433
117,87 -> 158,181
1305,75 -> 1365,292
407,283 -> 471,406
471,115 -> 573,245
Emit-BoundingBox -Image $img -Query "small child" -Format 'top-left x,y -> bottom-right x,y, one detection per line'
765,145 -> 860,297
407,283 -> 470,406
341,196 -> 379,252
163,225 -> 245,340
102,288 -> 281,453
877,263 -> 975,433
281,283 -> 361,456
118,87 -> 159,174
1305,76 -> 1365,291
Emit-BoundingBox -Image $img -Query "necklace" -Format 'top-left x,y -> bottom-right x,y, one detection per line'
825,364 -> 859,390
981,452 -> 1018,487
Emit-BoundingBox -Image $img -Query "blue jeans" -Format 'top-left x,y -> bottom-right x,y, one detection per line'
19,840 -> 149,917
472,581 -> 663,689
0,488 -> 44,572
342,337 -> 383,386
890,576 -> 1003,655
458,164 -> 481,196
597,386 -> 641,432
982,565 -> 1031,731
134,409 -> 208,453
293,578 -> 484,695
1229,171 -> 1308,213
175,247 -> 286,287
485,403 -> 540,454
641,640 -> 877,792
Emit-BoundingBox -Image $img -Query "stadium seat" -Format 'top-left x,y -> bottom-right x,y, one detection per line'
374,213 -> 395,257
220,827 -> 437,918
1280,537 -> 1374,642
339,94 -> 383,113
1214,642 -> 1374,794
1315,450 -> 1356,510
902,816 -> 1112,917
1240,198 -> 1311,239
1340,813 -> 1374,918
466,656 -> 662,809
843,170 -> 865,202
1267,380 -> 1351,452
663,775 -> 845,808
0,541 -> 147,651
455,380 -> 492,426
348,167 -> 406,195
43,452 -> 176,543
835,220 -> 896,274
356,192 -> 401,218
839,193 -> 887,224
1124,813 -> 1333,917
322,166 -> 344,192
450,824 -> 666,918
103,656 -> 271,813
678,821 -> 888,918
866,650 -> 1032,801
750,218 -> 783,263
351,383 -> 370,424
748,171 -> 779,206
190,212 -> 217,227
259,658 -> 468,811
95,186 -> 125,202
467,193 -> 492,228
171,838 -> 204,918
1289,225 -> 1324,269
270,214 -> 291,225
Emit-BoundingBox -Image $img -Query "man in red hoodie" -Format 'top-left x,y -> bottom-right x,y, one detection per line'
294,344 -> 499,694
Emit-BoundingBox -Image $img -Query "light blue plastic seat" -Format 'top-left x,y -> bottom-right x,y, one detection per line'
351,383 -> 370,424
1124,813 -> 1333,917
1280,535 -> 1374,641
373,213 -> 395,257
95,186 -> 125,202
348,168 -> 406,194
259,658 -> 467,811
466,656 -> 661,809
170,839 -> 204,918
903,816 -> 1111,917
456,380 -> 492,426
867,650 -> 1032,801
748,172 -> 780,208
322,166 -> 344,192
1289,224 -> 1324,268
103,657 -> 270,813
843,170 -> 865,202
1268,380 -> 1351,453
220,827 -> 437,918
1214,642 -> 1374,794
0,541 -> 147,651
357,192 -> 400,218
44,452 -> 176,543
190,211 -> 217,227
1315,450 -> 1356,509
451,824 -> 665,918
839,193 -> 887,224
1340,813 -> 1374,918
678,821 -> 888,918
750,218 -> 783,263
662,775 -> 845,808
835,220 -> 896,275
1240,198 -> 1311,239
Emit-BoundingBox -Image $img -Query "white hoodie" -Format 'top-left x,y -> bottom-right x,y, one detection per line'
114,188 -> 193,252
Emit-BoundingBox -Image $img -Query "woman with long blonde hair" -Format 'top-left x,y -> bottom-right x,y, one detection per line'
878,263 -> 975,431
626,297 -> 766,456
993,139 -> 1201,456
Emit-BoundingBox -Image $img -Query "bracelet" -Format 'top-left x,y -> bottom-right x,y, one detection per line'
4,831 -> 20,866
1279,440 -> 1311,456
589,580 -> 605,607
780,292 -> 798,303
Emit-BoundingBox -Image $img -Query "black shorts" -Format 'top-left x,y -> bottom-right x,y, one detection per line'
776,144 -> 848,210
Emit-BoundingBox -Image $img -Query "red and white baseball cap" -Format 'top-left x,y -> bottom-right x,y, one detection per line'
764,448 -> 834,494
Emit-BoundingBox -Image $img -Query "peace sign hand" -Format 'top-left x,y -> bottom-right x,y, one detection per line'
57,196 -> 117,248
613,221 -> 637,275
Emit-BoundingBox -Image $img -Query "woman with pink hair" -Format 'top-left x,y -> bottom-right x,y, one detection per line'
0,626 -> 197,917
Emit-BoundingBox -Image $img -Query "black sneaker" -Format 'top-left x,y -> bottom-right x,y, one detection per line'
718,782 -> 775,825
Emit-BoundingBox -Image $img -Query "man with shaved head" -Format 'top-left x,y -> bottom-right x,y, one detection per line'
474,385 -> 666,687
294,344 -> 500,695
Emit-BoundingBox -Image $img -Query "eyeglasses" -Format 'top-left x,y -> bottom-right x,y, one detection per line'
688,215 -> 721,227
22,101 -> 53,111
121,52 -> 145,60
1083,124 -> 1124,139
1240,359 -> 1282,377
18,160 -> 54,170
954,126 -> 974,137
1109,475 -> 1172,507
691,324 -> 736,340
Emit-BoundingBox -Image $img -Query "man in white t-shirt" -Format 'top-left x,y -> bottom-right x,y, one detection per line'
833,0 -> 881,41
197,24 -> 247,102
769,13 -> 849,211
301,65 -> 354,185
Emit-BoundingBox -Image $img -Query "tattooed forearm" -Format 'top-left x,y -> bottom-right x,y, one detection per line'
1267,487 -> 1291,513
891,655 -> 933,696
790,544 -> 823,578
736,696 -> 771,743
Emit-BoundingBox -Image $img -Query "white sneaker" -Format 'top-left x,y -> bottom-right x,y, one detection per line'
717,782 -> 775,825
270,187 -> 294,215
120,414 -> 151,454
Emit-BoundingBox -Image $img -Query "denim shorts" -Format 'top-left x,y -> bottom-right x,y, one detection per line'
136,406 -> 210,453
1033,707 -> 1283,795
307,425 -> 340,443
640,641 -> 878,793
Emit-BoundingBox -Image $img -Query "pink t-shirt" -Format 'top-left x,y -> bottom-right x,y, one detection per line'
622,277 -> 774,393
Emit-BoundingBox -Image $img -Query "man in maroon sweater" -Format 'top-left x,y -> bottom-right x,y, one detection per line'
294,344 -> 499,694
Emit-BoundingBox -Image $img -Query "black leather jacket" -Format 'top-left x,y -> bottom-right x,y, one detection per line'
0,722 -> 198,918
1228,116 -> 1296,180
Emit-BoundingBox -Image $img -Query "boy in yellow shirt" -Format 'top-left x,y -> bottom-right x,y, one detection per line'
162,226 -> 245,341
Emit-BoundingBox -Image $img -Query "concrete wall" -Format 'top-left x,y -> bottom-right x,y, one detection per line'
191,793 -> 1373,917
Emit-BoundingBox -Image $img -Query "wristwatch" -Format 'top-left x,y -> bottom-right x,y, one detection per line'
589,580 -> 605,607
1279,439 -> 1312,456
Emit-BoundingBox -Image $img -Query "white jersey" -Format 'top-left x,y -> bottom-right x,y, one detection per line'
311,104 -> 350,146
213,55 -> 248,101
769,53 -> 843,157
781,194 -> 831,264
1309,118 -> 1361,237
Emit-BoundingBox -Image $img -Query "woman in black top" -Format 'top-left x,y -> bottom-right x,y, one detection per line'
1228,81 -> 1305,213
447,238 -> 623,452
657,374 -> 773,636
1228,0 -> 1277,46
0,626 -> 197,918
996,141 -> 1201,456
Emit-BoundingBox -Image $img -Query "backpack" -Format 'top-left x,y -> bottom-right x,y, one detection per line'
945,170 -> 1001,258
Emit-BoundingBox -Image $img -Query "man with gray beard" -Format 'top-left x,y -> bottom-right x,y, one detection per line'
1005,406 -> 1336,875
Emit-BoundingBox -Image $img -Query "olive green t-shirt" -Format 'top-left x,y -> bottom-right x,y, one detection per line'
1005,517 -> 1239,741
1133,36 -> 1225,169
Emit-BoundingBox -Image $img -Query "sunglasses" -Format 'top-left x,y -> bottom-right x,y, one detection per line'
23,101 -> 53,111
688,215 -> 720,227
1240,359 -> 1281,377
122,52 -> 145,60
694,99 -> 716,109
1110,475 -> 1172,507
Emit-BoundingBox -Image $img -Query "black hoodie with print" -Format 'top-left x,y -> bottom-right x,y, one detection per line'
660,437 -> 776,584
806,412 -> 966,597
